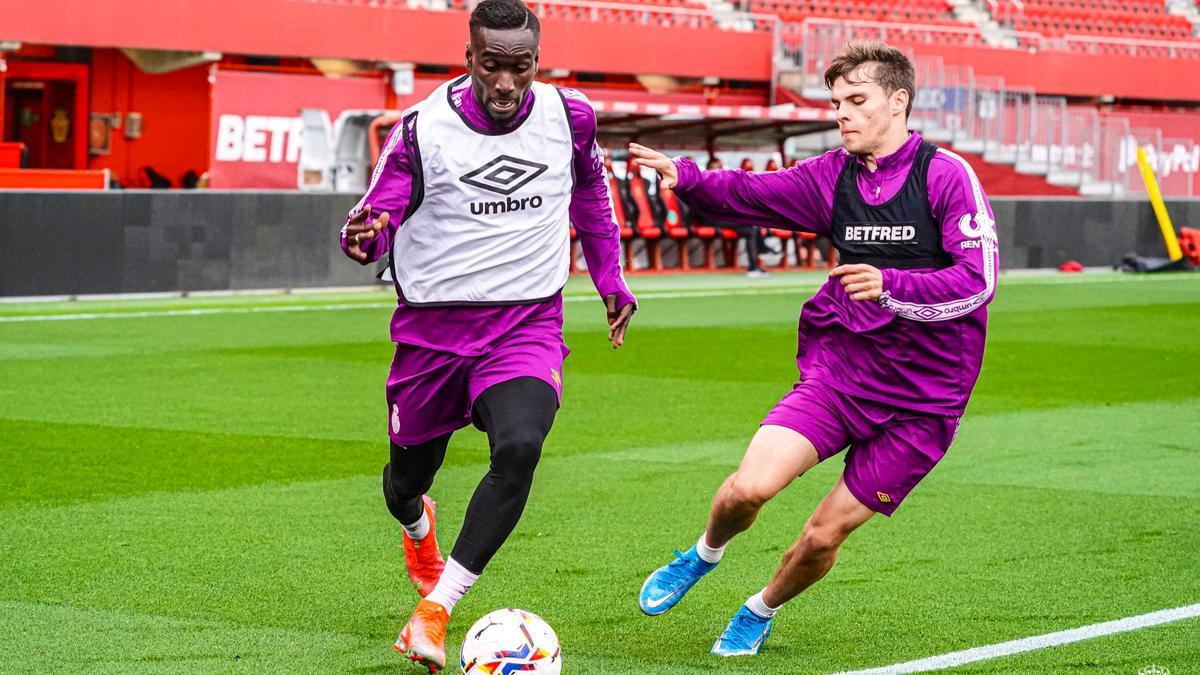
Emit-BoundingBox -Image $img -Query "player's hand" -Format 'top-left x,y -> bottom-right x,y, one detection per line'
603,294 -> 634,350
628,143 -> 678,190
343,205 -> 388,264
831,264 -> 883,301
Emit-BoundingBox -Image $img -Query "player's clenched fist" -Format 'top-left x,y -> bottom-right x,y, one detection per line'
831,264 -> 883,302
343,205 -> 389,264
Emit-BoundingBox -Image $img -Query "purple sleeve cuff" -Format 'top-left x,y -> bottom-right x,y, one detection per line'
601,285 -> 637,311
674,157 -> 700,192
880,267 -> 900,295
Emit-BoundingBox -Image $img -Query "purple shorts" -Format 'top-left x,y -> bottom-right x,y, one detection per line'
762,379 -> 959,516
385,337 -> 568,445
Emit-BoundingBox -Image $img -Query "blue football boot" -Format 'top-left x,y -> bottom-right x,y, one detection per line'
711,604 -> 773,657
638,546 -> 717,616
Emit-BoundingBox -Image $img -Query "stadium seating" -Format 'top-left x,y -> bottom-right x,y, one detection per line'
688,217 -> 721,271
592,155 -> 837,273
992,0 -> 1195,40
510,0 -> 1196,53
603,154 -> 639,270
762,157 -> 796,270
761,157 -> 824,270
453,0 -> 719,28
598,153 -> 767,272
742,0 -> 961,25
653,173 -> 694,270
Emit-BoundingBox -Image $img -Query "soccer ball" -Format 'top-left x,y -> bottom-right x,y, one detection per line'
459,608 -> 562,675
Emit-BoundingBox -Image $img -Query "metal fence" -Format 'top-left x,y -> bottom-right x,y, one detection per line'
786,18 -> 1199,196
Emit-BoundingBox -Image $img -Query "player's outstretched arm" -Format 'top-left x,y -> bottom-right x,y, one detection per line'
628,143 -> 834,236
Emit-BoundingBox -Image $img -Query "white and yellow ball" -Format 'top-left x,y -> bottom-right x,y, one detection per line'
459,608 -> 562,674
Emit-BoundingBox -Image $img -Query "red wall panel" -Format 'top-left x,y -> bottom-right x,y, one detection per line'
3,0 -> 774,81
208,68 -> 387,188
88,50 -> 210,187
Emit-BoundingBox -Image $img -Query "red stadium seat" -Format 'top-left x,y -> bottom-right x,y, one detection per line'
658,183 -> 692,270
626,158 -> 664,271
690,220 -> 720,270
713,158 -> 762,270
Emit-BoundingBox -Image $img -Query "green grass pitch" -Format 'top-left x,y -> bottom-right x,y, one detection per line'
1,271 -> 1198,674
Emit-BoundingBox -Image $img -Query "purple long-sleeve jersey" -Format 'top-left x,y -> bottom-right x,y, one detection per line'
674,132 -> 998,416
341,79 -> 634,356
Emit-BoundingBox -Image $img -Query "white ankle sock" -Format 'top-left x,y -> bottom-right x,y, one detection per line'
695,532 -> 726,564
402,509 -> 430,541
745,590 -> 781,619
425,557 -> 478,615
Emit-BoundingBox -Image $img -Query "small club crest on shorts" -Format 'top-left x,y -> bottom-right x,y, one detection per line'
876,491 -> 892,503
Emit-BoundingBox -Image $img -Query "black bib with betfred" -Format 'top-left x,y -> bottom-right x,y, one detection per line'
831,140 -> 952,270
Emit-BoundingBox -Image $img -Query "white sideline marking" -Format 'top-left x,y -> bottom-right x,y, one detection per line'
0,303 -> 394,323
837,603 -> 1200,674
3,270 -> 1195,323
0,287 -> 814,323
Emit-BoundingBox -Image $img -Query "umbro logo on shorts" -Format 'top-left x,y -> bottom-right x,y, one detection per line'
460,155 -> 548,196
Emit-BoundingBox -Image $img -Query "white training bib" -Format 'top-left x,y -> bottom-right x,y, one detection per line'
390,76 -> 574,305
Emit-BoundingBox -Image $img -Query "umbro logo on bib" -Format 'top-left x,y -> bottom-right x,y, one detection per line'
460,155 -> 548,196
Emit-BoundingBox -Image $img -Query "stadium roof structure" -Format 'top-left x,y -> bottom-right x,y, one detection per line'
593,100 -> 838,151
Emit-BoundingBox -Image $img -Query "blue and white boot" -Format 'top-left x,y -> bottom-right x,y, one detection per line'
711,604 -> 773,656
637,546 -> 717,616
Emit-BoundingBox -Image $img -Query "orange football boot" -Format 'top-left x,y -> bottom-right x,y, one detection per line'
394,599 -> 449,673
403,495 -> 445,598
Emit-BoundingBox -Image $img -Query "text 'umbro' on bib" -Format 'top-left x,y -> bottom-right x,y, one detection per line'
390,76 -> 575,306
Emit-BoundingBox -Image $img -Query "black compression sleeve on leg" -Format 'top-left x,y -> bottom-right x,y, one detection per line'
451,377 -> 558,574
383,433 -> 451,525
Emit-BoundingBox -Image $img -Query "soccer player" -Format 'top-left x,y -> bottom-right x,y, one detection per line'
339,0 -> 636,670
630,40 -> 998,656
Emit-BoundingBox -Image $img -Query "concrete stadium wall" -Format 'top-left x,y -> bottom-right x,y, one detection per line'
1,192 -> 1197,297
1,191 -> 364,297
991,198 -> 1200,270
